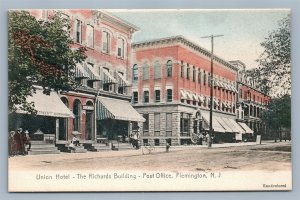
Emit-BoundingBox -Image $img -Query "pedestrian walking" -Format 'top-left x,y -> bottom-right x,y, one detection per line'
166,142 -> 170,152
24,130 -> 31,151
20,129 -> 27,155
9,131 -> 16,156
13,128 -> 22,155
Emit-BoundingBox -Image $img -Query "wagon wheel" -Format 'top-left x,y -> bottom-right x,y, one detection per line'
191,133 -> 199,144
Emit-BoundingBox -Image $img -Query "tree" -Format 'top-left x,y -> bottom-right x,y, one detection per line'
262,95 -> 291,141
256,16 -> 291,97
8,11 -> 87,113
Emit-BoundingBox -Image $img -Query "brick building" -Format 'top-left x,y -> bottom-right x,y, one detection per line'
230,60 -> 271,138
13,10 -> 145,149
131,35 -> 250,146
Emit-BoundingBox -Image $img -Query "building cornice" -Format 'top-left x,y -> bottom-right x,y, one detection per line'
94,10 -> 140,33
132,35 -> 239,72
237,81 -> 270,98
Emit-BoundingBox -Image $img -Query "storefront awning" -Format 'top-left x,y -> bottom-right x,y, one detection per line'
238,122 -> 254,134
226,118 -> 246,134
202,113 -> 226,133
215,116 -> 233,132
96,96 -> 145,122
16,89 -> 74,118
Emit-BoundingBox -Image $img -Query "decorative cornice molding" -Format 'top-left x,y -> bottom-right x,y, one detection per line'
132,35 -> 239,72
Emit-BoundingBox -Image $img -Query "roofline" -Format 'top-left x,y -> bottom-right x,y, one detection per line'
97,10 -> 140,32
237,81 -> 271,97
132,35 -> 238,71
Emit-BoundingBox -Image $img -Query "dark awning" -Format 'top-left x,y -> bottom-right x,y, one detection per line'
96,96 -> 145,122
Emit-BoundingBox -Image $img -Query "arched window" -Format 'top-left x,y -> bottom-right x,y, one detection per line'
132,64 -> 138,81
186,63 -> 190,80
73,99 -> 81,132
154,60 -> 161,79
198,69 -> 201,84
142,62 -> 149,80
117,37 -> 125,58
102,31 -> 110,53
192,66 -> 196,82
86,24 -> 94,48
166,60 -> 172,77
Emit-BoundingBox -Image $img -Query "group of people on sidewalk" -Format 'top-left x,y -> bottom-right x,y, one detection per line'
9,128 -> 31,156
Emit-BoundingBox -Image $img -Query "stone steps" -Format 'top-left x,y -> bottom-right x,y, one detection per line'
69,145 -> 88,153
28,141 -> 61,155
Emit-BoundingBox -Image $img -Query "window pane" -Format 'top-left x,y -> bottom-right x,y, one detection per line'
167,89 -> 172,102
154,113 -> 160,131
154,61 -> 161,79
143,63 -> 149,80
87,25 -> 94,48
155,90 -> 160,102
166,113 -> 172,131
166,60 -> 172,77
132,65 -> 138,81
144,91 -> 149,103
143,114 -> 149,131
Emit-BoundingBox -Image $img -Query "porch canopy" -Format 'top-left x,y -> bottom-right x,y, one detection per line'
96,96 -> 145,122
16,88 -> 74,118
238,122 -> 254,134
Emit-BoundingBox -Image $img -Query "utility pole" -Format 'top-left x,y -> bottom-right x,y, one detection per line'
201,34 -> 224,148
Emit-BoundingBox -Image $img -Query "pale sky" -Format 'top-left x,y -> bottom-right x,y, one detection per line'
110,9 -> 289,69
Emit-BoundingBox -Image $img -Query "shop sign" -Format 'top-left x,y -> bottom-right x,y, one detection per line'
82,105 -> 94,110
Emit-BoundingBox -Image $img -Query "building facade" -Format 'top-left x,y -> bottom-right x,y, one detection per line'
230,60 -> 271,139
131,36 -> 250,146
14,10 -> 145,148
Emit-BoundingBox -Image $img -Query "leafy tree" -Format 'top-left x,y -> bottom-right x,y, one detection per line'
8,11 -> 87,113
262,95 -> 291,141
256,16 -> 291,97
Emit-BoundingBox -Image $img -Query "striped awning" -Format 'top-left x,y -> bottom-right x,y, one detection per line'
192,94 -> 198,102
186,92 -> 193,101
96,96 -> 145,122
83,63 -> 101,81
238,122 -> 254,134
117,72 -> 131,87
202,112 -> 226,133
75,64 -> 89,79
103,69 -> 117,84
180,90 -> 187,100
16,87 -> 74,118
213,99 -> 219,107
215,116 -> 233,132
226,118 -> 246,134
197,95 -> 204,103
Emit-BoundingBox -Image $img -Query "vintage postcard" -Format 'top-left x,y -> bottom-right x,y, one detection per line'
8,9 -> 291,192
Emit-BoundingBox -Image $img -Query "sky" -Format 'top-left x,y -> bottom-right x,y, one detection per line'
110,9 -> 289,69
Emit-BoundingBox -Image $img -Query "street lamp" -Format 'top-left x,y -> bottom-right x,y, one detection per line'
201,35 -> 224,148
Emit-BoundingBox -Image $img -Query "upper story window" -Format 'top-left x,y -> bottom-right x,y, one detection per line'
180,61 -> 184,78
142,62 -> 149,80
132,64 -> 138,81
102,31 -> 110,53
198,69 -> 201,84
75,19 -> 82,44
167,89 -> 172,102
117,38 -> 125,58
133,92 -> 138,104
203,71 -> 207,85
186,63 -> 190,80
155,90 -> 160,102
166,60 -> 172,77
143,91 -> 149,103
154,61 -> 161,79
192,66 -> 196,82
86,24 -> 94,48
239,89 -> 243,98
